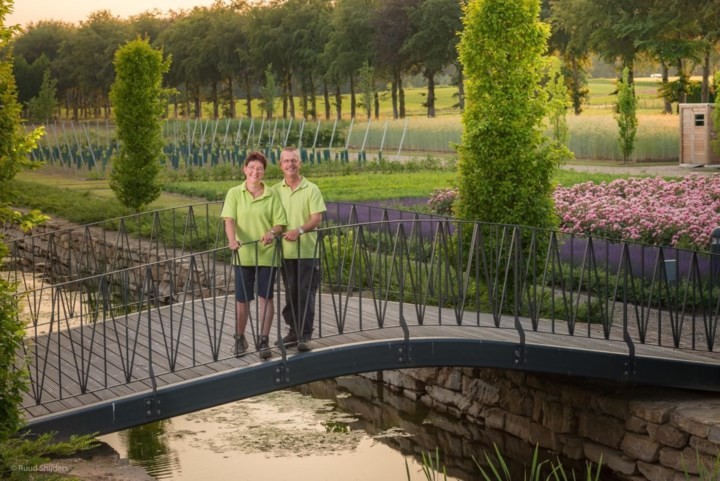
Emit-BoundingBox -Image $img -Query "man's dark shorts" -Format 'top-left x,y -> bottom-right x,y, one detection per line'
234,266 -> 276,302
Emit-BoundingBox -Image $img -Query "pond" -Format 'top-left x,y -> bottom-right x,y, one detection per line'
99,374 -> 614,481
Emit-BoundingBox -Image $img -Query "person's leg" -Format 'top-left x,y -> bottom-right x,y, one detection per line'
296,259 -> 320,338
296,259 -> 320,352
233,266 -> 255,357
278,260 -> 300,346
256,266 -> 276,360
280,260 -> 299,333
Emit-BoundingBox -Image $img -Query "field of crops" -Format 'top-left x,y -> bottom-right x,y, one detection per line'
28,77 -> 687,172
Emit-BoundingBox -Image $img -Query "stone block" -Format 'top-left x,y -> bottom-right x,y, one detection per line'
637,461 -> 682,481
529,422 -> 560,451
658,446 -> 715,475
501,388 -> 532,416
626,416 -> 648,434
621,432 -> 660,462
671,403 -> 720,439
583,441 -> 637,475
463,378 -> 500,406
594,395 -> 629,420
504,412 -> 531,440
542,401 -> 576,433
578,411 -> 626,448
483,407 -> 506,431
558,434 -> 584,460
647,423 -> 689,449
561,387 -> 592,410
426,385 -> 472,413
689,435 -> 720,456
629,401 -> 675,424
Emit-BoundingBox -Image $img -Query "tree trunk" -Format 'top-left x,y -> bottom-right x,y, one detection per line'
323,80 -> 331,120
426,70 -> 436,118
228,77 -> 235,118
287,71 -> 295,119
456,64 -> 465,111
374,92 -> 379,120
335,83 -> 342,120
244,74 -> 253,118
194,84 -> 202,119
661,63 -> 672,114
701,48 -> 711,103
350,75 -> 356,119
391,74 -> 398,120
677,58 -> 686,105
212,82 -> 219,119
399,76 -> 405,118
301,76 -> 308,120
309,75 -> 317,121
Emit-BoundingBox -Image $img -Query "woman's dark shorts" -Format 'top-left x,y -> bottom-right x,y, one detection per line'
234,266 -> 276,302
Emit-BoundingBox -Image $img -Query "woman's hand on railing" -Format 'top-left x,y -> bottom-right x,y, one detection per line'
228,239 -> 241,250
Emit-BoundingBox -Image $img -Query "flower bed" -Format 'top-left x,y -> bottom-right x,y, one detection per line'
427,176 -> 720,252
554,175 -> 720,251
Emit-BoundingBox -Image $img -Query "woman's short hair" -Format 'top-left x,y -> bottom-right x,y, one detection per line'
244,151 -> 268,169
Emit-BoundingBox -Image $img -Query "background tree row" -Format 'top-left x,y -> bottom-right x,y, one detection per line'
10,0 -> 720,122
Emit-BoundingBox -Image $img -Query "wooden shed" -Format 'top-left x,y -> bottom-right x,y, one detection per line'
679,103 -> 720,165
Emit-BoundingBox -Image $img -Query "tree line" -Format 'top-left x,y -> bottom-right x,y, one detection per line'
10,0 -> 720,122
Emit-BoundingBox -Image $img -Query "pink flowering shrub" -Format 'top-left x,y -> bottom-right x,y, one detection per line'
554,175 -> 720,251
427,187 -> 458,216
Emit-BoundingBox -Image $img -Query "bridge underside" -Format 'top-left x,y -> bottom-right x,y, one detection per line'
26,326 -> 720,439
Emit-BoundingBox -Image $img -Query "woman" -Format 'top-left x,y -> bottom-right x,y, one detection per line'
221,151 -> 286,359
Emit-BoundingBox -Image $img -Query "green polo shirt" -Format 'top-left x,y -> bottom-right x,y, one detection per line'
221,181 -> 286,266
273,177 -> 326,259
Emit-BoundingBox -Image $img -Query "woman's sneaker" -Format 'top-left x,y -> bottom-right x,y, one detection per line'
233,334 -> 249,357
258,335 -> 272,360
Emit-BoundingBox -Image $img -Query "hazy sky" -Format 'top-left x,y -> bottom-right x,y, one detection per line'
8,0 -> 221,27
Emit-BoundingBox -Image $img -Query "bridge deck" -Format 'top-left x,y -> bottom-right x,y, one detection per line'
22,293 -> 720,434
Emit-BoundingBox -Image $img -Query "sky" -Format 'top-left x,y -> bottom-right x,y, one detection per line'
7,0 -> 221,27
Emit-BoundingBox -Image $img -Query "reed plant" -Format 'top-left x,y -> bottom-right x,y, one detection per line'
408,445 -> 602,481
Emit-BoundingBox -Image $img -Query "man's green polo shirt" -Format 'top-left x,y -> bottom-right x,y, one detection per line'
273,177 -> 326,259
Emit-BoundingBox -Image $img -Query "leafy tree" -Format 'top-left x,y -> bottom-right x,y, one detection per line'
616,67 -> 637,164
404,0 -> 463,117
0,0 -> 46,443
109,38 -> 170,211
324,0 -> 376,119
57,11 -> 132,119
260,64 -> 278,120
545,57 -> 570,149
457,0 -> 560,229
373,0 -> 419,119
27,69 -> 57,123
552,0 -> 651,84
358,61 -> 375,119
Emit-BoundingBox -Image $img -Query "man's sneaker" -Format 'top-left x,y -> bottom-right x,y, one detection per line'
274,331 -> 298,347
258,335 -> 272,360
297,335 -> 312,352
232,334 -> 249,357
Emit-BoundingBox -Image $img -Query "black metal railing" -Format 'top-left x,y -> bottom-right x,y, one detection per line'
5,203 -> 720,409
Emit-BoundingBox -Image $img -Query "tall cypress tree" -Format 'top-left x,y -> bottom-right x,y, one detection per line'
109,38 -> 170,212
457,0 -> 561,229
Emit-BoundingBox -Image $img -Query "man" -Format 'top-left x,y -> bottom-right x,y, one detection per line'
274,147 -> 326,352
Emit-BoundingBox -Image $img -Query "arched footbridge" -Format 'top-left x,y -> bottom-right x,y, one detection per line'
5,202 -> 720,438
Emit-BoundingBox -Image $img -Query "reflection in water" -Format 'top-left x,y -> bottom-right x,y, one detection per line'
102,374 -> 618,481
120,420 -> 178,479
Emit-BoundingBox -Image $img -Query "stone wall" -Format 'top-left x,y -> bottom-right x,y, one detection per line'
363,368 -> 720,480
4,218 -> 229,302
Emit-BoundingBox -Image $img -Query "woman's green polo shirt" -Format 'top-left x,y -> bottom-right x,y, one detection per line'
221,181 -> 286,266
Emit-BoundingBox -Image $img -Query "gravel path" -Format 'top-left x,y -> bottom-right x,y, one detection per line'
561,162 -> 720,177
